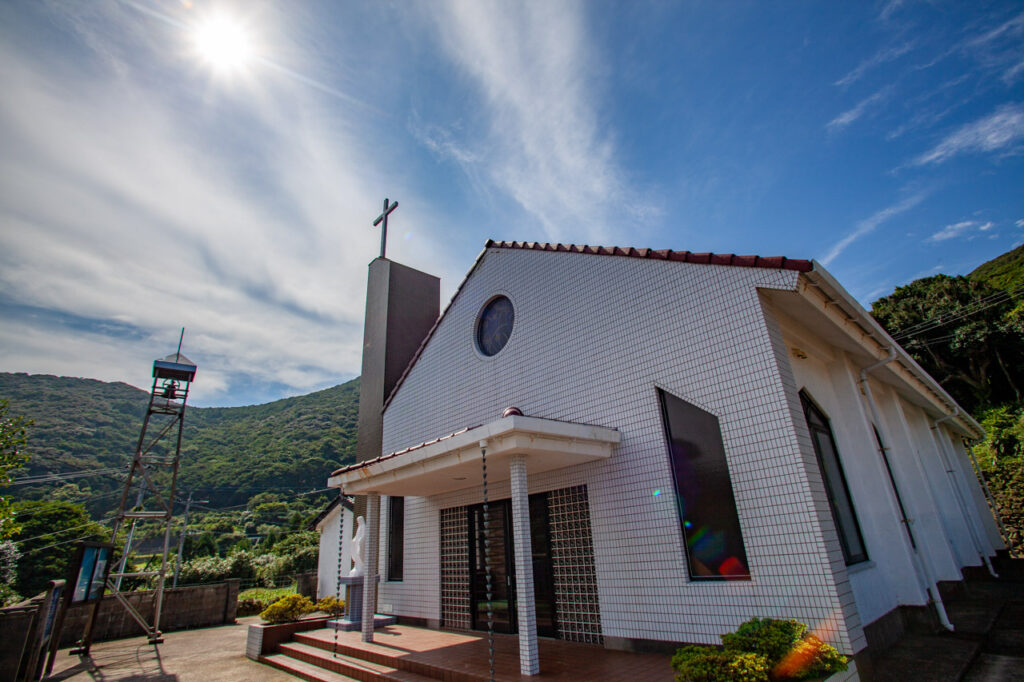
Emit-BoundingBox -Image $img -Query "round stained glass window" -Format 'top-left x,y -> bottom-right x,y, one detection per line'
476,296 -> 514,357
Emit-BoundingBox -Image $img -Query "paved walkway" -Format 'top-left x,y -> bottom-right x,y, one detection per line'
45,616 -> 293,682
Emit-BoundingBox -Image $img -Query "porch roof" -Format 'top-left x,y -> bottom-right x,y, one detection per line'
328,414 -> 620,496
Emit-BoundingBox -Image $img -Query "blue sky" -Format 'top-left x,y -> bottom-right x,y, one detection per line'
1,1 -> 1022,407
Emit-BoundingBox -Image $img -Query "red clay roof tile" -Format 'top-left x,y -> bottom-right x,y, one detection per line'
486,240 -> 812,272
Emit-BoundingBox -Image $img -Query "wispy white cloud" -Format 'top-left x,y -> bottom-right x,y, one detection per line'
927,220 -> 995,242
820,193 -> 927,265
1003,59 -> 1024,84
827,87 -> 892,131
964,11 -> 1024,49
879,0 -> 905,22
928,220 -> 973,241
414,1 -> 652,244
0,3 -> 449,404
913,103 -> 1024,165
835,43 -> 913,87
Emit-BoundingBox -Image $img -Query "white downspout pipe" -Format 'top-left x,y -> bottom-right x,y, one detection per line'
860,348 -> 955,631
931,410 -> 998,577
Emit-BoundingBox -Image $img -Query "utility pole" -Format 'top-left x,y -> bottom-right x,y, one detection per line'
173,492 -> 207,587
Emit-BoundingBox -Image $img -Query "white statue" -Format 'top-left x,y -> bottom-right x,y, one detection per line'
349,516 -> 366,577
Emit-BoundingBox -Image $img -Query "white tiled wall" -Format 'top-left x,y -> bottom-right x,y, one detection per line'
377,248 -> 863,653
316,504 -> 353,599
775,307 -> 1000,631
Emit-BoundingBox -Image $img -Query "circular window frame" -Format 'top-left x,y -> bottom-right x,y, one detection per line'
474,294 -> 516,358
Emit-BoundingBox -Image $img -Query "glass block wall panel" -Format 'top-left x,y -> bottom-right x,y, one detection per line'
548,485 -> 603,644
440,505 -> 470,630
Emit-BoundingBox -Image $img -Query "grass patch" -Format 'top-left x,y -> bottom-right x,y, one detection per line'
239,584 -> 296,603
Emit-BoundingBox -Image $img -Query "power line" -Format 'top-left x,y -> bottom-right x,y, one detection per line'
889,285 -> 1023,342
19,529 -> 111,556
9,467 -> 125,486
12,487 -> 132,518
14,514 -> 117,546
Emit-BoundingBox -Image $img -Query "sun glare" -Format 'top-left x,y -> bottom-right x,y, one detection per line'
192,13 -> 254,74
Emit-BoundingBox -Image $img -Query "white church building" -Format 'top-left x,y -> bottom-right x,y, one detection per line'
325,240 -> 1002,676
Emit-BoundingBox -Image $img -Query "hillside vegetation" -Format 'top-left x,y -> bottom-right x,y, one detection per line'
0,374 -> 359,512
1,374 -> 359,599
872,244 -> 1024,554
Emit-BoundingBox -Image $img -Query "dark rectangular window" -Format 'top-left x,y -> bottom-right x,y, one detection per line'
387,496 -> 404,581
658,389 -> 750,580
801,391 -> 868,565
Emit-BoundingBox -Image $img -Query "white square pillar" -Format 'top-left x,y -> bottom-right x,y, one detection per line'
362,493 -> 381,643
509,455 -> 539,675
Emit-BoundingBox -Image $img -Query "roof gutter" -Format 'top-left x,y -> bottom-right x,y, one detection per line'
801,263 -> 983,439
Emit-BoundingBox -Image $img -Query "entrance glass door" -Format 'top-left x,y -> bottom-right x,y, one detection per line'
468,495 -> 558,637
469,501 -> 515,633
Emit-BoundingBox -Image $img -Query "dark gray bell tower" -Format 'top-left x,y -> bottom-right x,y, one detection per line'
355,256 -> 440,464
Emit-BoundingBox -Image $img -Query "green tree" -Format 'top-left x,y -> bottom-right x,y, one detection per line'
12,500 -> 108,597
872,275 -> 1024,412
0,399 -> 32,540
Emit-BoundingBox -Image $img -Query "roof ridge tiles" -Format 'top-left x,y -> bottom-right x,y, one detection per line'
484,242 -> 812,272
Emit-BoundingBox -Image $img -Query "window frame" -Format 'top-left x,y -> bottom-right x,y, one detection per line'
657,388 -> 751,581
799,390 -> 869,566
386,495 -> 405,581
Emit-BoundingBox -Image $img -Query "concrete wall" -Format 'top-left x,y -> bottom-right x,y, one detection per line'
376,248 -> 863,653
0,602 -> 41,678
58,579 -> 239,646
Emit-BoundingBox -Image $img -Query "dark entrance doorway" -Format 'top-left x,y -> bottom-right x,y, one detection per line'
468,494 -> 557,637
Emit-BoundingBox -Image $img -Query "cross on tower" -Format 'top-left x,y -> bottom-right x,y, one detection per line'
372,197 -> 398,259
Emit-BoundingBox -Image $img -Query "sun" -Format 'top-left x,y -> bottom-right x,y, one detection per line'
192,13 -> 255,74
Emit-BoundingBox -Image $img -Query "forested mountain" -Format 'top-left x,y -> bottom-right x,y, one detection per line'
970,243 -> 1024,292
0,373 -> 359,514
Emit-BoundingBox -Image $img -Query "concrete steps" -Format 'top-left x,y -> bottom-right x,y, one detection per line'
871,556 -> 1024,681
260,634 -> 456,682
261,651 -> 362,682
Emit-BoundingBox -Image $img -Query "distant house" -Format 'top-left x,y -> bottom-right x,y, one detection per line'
328,241 -> 1002,677
311,495 -> 354,599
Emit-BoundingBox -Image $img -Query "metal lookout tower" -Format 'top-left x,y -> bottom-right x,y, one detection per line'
78,339 -> 197,650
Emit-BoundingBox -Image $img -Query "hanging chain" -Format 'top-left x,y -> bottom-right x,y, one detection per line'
481,444 -> 494,682
334,489 -> 346,658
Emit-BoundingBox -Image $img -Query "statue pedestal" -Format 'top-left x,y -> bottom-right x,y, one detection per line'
327,576 -> 396,632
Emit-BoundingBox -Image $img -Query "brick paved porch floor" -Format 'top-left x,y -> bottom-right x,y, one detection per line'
266,624 -> 676,681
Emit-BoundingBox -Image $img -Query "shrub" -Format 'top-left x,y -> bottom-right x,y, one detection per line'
772,635 -> 847,681
178,550 -> 258,585
672,646 -> 769,682
672,618 -> 846,682
237,597 -> 266,617
259,593 -> 315,623
722,618 -> 807,663
316,595 -> 346,617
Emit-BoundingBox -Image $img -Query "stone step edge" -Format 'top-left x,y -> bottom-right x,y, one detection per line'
279,641 -> 442,682
260,652 -> 361,682
291,632 -> 483,681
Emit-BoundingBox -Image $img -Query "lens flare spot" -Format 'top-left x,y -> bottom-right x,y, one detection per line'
653,489 -> 661,497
